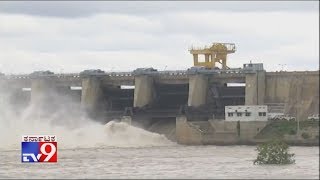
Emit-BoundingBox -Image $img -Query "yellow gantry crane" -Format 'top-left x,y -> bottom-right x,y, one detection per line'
189,42 -> 236,70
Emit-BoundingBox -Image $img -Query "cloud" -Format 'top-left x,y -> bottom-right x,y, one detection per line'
0,2 -> 318,74
0,1 -> 317,17
0,50 -> 185,74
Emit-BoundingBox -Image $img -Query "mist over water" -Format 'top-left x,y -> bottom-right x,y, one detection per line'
0,91 -> 174,150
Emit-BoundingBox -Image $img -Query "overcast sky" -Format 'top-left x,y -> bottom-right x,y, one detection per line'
0,1 -> 318,74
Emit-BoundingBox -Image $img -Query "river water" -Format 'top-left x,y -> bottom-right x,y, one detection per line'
0,94 -> 319,179
0,145 -> 319,179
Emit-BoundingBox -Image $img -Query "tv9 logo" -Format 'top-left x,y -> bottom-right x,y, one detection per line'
21,135 -> 57,163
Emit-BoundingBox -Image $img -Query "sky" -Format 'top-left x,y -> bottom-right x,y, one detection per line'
0,1 -> 318,74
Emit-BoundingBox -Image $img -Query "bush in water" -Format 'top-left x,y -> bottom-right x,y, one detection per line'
254,139 -> 295,165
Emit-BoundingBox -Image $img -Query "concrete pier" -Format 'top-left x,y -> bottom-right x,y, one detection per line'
188,75 -> 208,107
245,71 -> 265,105
134,75 -> 155,108
176,116 -> 202,145
81,77 -> 104,116
31,79 -> 57,105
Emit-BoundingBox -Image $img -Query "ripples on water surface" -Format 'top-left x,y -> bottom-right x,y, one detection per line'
0,145 -> 319,179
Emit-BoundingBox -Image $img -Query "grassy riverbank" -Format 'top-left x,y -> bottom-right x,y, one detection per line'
256,120 -> 319,140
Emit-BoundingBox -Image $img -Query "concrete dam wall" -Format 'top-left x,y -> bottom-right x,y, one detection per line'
264,71 -> 319,119
1,70 -> 319,120
0,69 -> 319,145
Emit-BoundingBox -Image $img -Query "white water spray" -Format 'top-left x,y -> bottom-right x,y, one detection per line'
0,90 -> 174,150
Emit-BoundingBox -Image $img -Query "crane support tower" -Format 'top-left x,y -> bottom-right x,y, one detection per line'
189,42 -> 236,70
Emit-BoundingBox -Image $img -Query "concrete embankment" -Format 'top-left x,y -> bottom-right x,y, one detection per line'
125,116 -> 319,146
148,119 -> 176,142
123,117 -> 177,142
175,116 -> 319,146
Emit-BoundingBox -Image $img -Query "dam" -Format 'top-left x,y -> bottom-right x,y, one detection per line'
1,67 -> 319,141
0,43 -> 318,145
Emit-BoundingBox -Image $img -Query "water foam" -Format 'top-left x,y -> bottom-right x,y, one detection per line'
0,91 -> 175,150
104,121 -> 175,147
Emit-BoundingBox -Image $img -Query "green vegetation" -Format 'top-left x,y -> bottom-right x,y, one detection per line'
256,120 -> 319,139
299,120 -> 319,129
301,132 -> 310,139
254,139 -> 295,165
256,120 -> 297,139
289,129 -> 296,135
